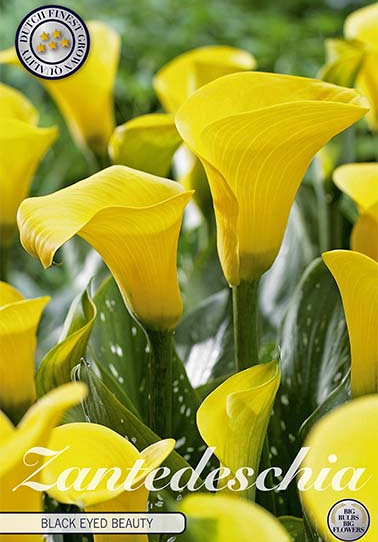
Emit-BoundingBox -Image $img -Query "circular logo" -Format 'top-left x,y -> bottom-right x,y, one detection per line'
327,500 -> 370,541
15,5 -> 90,80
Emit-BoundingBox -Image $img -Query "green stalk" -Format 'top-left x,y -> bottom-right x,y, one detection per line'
232,279 -> 260,371
0,244 -> 8,282
146,329 -> 174,438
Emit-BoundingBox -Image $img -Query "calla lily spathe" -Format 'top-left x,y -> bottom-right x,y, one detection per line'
180,494 -> 291,542
109,113 -> 182,177
153,45 -> 256,114
196,360 -> 280,499
321,3 -> 378,130
0,281 -> 49,422
17,165 -> 193,330
0,21 -> 120,156
110,46 -> 255,216
0,83 -> 57,245
0,383 -> 87,542
333,163 -> 378,260
301,395 -> 378,542
42,422 -> 175,542
323,250 -> 378,397
176,72 -> 369,284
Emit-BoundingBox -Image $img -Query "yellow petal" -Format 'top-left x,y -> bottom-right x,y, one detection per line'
333,162 -> 378,212
0,82 -> 38,124
0,383 -> 86,528
344,3 -> 378,51
0,22 -> 120,156
0,118 -> 57,243
176,72 -> 369,284
43,422 -> 175,508
351,202 -> 378,261
109,113 -> 182,177
323,250 -> 378,397
17,165 -> 192,330
344,4 -> 378,130
319,38 -> 366,87
153,45 -> 256,113
180,494 -> 291,542
196,360 -> 280,498
0,281 -> 49,422
301,395 -> 378,542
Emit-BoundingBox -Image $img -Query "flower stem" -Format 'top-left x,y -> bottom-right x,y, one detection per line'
232,279 -> 260,371
0,244 -> 8,282
146,328 -> 174,437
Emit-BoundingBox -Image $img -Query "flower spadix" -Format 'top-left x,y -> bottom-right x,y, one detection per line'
176,72 -> 369,284
0,383 -> 87,535
0,83 -> 57,245
180,494 -> 291,542
42,423 -> 174,542
0,21 -> 120,156
333,163 -> 378,260
301,395 -> 378,542
153,45 -> 256,114
17,165 -> 192,330
0,281 -> 49,422
196,360 -> 280,498
323,250 -> 378,397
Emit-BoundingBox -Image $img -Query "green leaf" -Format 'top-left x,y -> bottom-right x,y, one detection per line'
89,274 -> 148,417
76,361 -> 200,501
176,289 -> 234,386
260,189 -> 318,337
299,369 -> 351,441
36,287 -> 96,396
268,258 -> 350,516
279,517 -> 305,542
89,275 -> 205,466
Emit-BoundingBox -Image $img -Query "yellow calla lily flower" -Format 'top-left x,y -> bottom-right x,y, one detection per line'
0,85 -> 57,246
176,72 -> 369,284
0,383 -> 87,542
196,360 -> 280,499
180,494 -> 291,542
321,3 -> 378,130
109,113 -> 182,177
333,163 -> 378,260
333,163 -> 378,212
153,45 -> 256,114
352,202 -> 378,261
0,281 -> 49,422
0,21 -> 120,156
0,82 -> 38,124
42,422 -> 175,542
17,165 -> 192,330
301,395 -> 378,542
323,250 -> 378,397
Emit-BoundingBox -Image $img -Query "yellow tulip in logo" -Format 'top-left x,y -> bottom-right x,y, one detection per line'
0,83 -> 57,248
176,72 -> 369,285
323,250 -> 378,397
0,21 -> 120,157
0,281 -> 49,422
333,163 -> 378,261
0,383 -> 87,541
